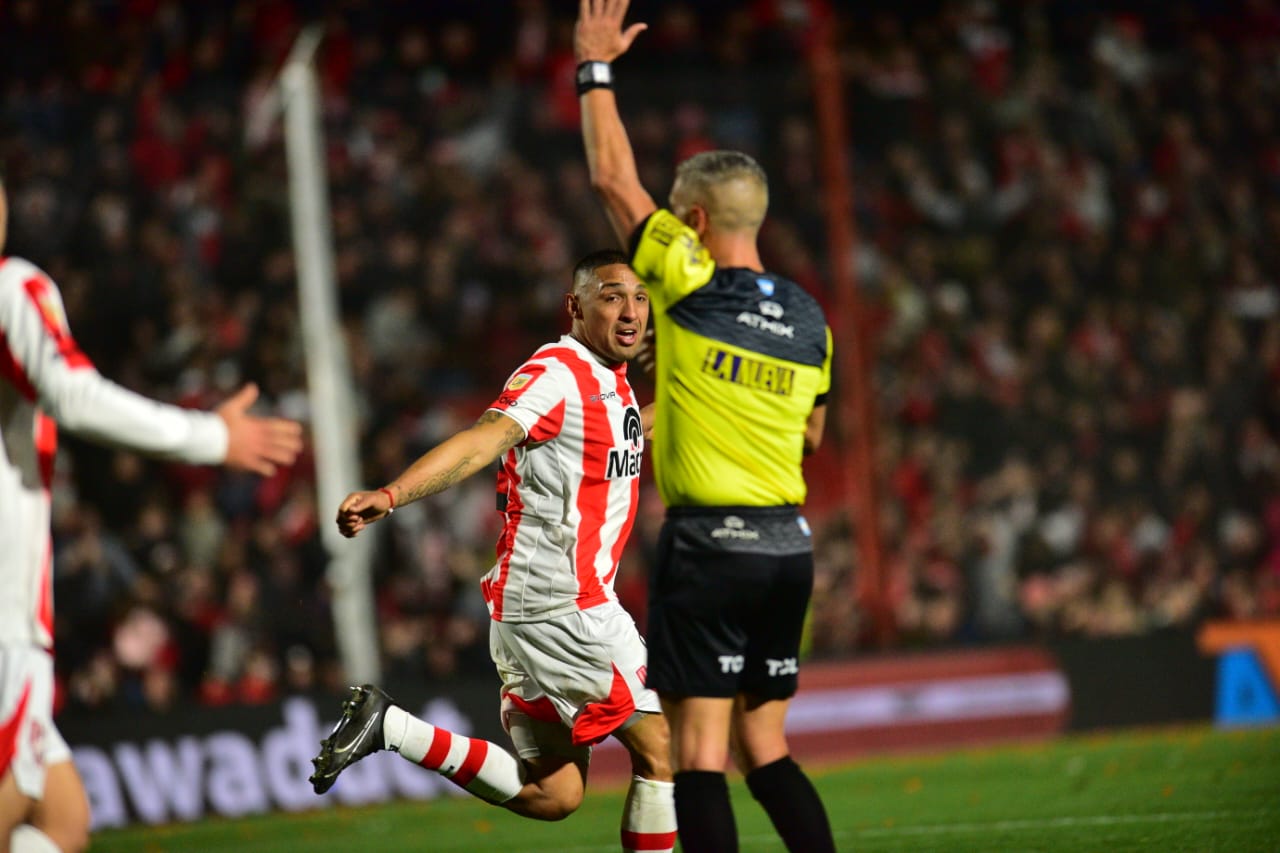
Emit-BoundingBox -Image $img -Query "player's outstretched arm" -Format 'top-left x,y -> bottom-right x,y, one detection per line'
575,0 -> 657,245
336,410 -> 526,538
216,383 -> 304,476
3,260 -> 302,469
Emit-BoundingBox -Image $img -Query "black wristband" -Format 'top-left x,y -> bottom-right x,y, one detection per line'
576,60 -> 613,95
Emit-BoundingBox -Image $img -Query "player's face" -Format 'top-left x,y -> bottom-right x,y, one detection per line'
571,263 -> 649,365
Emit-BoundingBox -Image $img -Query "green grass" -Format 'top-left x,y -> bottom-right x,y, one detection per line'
92,725 -> 1279,852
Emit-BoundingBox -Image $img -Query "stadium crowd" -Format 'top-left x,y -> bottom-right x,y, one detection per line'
1,0 -> 1277,713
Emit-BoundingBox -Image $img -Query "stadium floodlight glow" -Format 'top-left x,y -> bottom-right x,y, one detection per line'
251,23 -> 381,686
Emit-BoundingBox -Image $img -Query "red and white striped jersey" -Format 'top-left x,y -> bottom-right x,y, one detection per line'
0,256 -> 228,650
481,335 -> 644,622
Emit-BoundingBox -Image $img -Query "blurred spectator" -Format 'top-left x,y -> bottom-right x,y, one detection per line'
2,0 -> 1276,714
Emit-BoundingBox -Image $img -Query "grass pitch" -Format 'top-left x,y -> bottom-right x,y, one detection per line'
92,724 -> 1278,852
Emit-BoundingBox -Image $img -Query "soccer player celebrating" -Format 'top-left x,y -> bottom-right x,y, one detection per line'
0,176 -> 303,853
311,250 -> 677,853
574,2 -> 838,851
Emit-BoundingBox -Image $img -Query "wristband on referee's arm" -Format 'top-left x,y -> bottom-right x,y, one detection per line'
576,60 -> 613,95
378,486 -> 396,514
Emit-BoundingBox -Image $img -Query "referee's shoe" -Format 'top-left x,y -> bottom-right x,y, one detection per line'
310,684 -> 393,794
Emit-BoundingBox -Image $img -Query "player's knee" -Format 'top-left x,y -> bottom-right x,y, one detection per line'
512,770 -> 585,821
536,789 -> 583,821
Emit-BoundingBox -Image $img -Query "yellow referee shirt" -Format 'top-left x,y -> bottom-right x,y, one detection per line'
630,209 -> 833,507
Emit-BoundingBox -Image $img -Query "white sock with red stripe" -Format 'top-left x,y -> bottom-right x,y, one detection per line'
621,776 -> 677,853
383,705 -> 524,804
10,826 -> 61,853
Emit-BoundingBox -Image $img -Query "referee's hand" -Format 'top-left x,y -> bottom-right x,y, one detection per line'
575,0 -> 647,63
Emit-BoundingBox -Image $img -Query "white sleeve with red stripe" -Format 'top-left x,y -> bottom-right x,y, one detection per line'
486,359 -> 569,442
0,257 -> 228,463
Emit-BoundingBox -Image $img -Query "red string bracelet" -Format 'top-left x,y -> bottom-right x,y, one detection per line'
378,487 -> 396,513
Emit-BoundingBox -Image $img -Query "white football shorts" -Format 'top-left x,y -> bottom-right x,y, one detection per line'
492,600 -> 659,760
0,646 -> 72,799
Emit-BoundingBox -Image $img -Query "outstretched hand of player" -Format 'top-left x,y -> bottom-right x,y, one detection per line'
336,490 -> 393,538
575,0 -> 647,63
216,383 -> 304,476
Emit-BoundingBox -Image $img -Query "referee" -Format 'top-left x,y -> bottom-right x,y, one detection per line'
574,2 -> 837,852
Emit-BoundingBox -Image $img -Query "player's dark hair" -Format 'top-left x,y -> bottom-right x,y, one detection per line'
572,249 -> 631,294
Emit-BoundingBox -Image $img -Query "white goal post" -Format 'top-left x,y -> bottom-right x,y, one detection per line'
256,24 -> 380,685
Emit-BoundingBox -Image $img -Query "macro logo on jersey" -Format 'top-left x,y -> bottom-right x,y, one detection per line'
606,406 -> 644,480
700,347 -> 795,397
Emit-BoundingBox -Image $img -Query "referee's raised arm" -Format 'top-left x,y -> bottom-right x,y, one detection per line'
575,0 -> 657,246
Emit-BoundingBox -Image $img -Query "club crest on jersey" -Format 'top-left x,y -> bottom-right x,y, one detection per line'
606,406 -> 644,479
756,278 -> 775,297
506,373 -> 534,391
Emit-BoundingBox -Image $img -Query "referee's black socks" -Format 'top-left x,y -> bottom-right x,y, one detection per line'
673,770 -> 738,853
745,756 -> 837,853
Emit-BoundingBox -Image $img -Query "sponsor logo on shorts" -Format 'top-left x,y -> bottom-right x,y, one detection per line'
766,657 -> 798,677
718,655 -> 745,674
711,515 -> 760,541
797,516 -> 811,537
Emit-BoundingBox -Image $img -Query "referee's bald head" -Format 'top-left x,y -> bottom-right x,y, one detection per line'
670,150 -> 768,234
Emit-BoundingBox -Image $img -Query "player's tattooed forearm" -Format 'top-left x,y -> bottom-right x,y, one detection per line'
401,412 -> 522,503
405,457 -> 472,502
476,410 -> 525,448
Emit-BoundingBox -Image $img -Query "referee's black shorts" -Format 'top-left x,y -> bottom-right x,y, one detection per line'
645,505 -> 815,700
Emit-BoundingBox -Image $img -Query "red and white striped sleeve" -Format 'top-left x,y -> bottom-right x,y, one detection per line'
486,359 -> 569,445
0,257 -> 228,464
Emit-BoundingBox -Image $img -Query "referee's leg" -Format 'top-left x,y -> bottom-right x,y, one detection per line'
733,694 -> 836,853
659,695 -> 738,853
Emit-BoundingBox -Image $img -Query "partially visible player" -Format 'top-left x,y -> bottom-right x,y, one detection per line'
0,174 -> 303,853
575,1 -> 837,851
310,251 -> 676,853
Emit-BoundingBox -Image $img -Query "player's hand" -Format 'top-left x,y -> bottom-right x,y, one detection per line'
216,383 -> 304,476
636,326 -> 656,375
575,0 -> 647,63
336,489 -> 393,538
